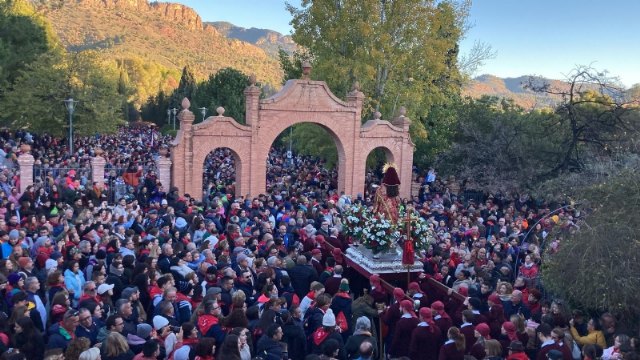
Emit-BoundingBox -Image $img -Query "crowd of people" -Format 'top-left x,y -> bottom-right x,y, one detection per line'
0,127 -> 636,360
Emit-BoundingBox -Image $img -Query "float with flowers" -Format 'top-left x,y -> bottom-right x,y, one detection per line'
341,203 -> 435,274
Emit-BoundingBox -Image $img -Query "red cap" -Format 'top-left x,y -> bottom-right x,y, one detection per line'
475,323 -> 491,339
419,307 -> 433,321
431,301 -> 445,311
311,249 -> 321,255
408,282 -> 421,292
382,166 -> 401,186
400,300 -> 415,317
332,248 -> 343,264
393,288 -> 405,301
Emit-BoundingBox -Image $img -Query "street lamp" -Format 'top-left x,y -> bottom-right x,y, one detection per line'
171,108 -> 178,130
198,107 -> 207,122
63,98 -> 78,154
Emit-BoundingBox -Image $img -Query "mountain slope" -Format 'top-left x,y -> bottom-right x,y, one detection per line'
208,21 -> 296,57
33,0 -> 283,104
463,74 -> 566,108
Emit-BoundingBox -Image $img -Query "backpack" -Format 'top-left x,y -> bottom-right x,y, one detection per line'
281,291 -> 300,309
168,342 -> 196,360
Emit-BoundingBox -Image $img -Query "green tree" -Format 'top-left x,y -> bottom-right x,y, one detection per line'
436,96 -> 564,192
66,51 -> 125,134
0,0 -> 57,95
286,124 -> 338,168
140,90 -> 170,127
194,67 -> 250,124
171,65 -> 197,109
542,170 -> 640,329
287,0 -> 466,162
117,67 -> 137,122
278,48 -> 305,84
1,49 -> 125,135
0,49 -> 68,133
526,66 -> 639,175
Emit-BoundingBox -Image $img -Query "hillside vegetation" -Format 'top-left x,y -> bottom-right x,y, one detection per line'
34,0 -> 283,106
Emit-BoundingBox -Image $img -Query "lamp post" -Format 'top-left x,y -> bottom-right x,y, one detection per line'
171,108 -> 178,130
63,98 -> 77,154
198,107 -> 207,122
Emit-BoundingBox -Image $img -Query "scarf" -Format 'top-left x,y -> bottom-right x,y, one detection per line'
313,328 -> 331,346
197,314 -> 219,335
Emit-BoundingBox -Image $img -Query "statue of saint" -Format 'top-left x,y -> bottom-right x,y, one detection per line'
373,163 -> 401,223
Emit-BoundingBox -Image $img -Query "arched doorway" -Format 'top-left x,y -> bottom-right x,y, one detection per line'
202,147 -> 238,202
171,77 -> 414,200
267,123 -> 342,199
363,146 -> 395,201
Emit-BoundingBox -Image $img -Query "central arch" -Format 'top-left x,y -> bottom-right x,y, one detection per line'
171,77 -> 414,200
266,122 -> 345,194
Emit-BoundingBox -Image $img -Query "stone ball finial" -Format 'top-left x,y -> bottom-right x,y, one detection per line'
94,146 -> 104,156
181,97 -> 191,110
20,143 -> 31,154
301,60 -> 312,79
249,74 -> 257,86
374,111 -> 382,120
399,106 -> 407,117
216,106 -> 225,116
351,81 -> 361,92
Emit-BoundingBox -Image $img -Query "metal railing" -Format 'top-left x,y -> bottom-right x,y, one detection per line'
33,166 -> 92,193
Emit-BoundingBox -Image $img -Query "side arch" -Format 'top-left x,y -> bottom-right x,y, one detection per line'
354,137 -> 413,198
191,136 -> 251,200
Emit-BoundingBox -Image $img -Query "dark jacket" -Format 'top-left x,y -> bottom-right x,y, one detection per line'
14,331 -> 45,360
409,324 -> 442,360
288,264 -> 318,299
256,335 -> 284,360
389,317 -> 419,358
439,341 -> 466,360
304,307 -> 325,339
330,292 -> 353,335
46,323 -> 73,351
75,321 -> 100,345
282,321 -> 307,360
344,332 -> 377,360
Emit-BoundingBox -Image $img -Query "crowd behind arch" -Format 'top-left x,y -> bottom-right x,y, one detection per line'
0,128 -> 636,360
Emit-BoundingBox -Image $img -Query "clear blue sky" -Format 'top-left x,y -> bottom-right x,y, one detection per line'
176,0 -> 640,87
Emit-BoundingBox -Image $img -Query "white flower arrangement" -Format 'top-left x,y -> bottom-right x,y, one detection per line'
398,207 -> 436,251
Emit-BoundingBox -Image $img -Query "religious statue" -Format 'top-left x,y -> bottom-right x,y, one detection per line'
373,163 -> 401,223
372,163 -> 416,265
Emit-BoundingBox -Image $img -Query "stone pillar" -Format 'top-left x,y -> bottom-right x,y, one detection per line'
17,148 -> 34,195
347,82 -> 365,196
177,98 -> 195,197
244,75 -> 260,127
90,156 -> 106,187
157,156 -> 172,191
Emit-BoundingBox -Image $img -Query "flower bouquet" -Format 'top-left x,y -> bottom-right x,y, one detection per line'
341,204 -> 369,245
361,213 -> 401,257
398,207 -> 436,252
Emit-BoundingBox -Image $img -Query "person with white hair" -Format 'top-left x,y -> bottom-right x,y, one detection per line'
78,347 -> 101,360
344,316 -> 378,360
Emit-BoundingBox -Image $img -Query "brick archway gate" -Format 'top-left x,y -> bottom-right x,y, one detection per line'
171,77 -> 414,200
